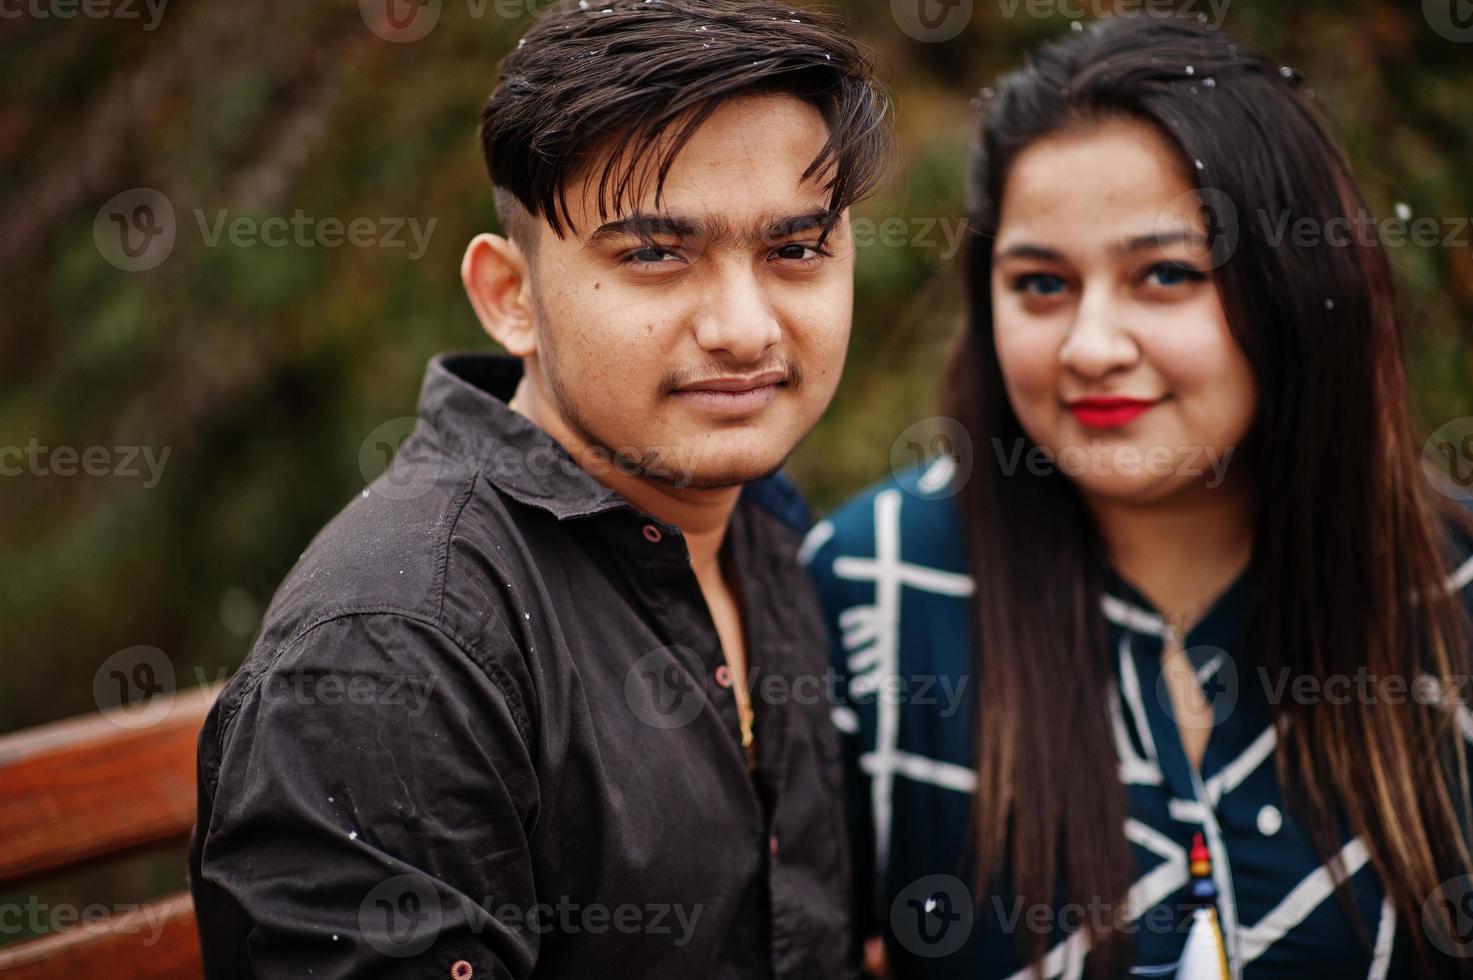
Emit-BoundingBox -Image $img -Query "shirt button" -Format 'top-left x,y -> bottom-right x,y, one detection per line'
1257,804 -> 1283,836
715,664 -> 732,688
641,524 -> 663,544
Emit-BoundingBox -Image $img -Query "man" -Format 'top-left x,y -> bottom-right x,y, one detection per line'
187,1 -> 893,976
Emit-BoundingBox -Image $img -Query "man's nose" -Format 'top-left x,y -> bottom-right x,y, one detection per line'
692,266 -> 782,362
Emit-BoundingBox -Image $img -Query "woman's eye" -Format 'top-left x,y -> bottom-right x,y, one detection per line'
1144,261 -> 1207,287
1012,272 -> 1068,296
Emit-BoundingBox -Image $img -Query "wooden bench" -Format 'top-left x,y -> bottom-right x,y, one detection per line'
0,684 -> 221,979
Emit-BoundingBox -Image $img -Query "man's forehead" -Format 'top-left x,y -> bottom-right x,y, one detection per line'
544,93 -> 837,241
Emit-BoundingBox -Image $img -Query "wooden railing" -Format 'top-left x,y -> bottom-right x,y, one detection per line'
0,683 -> 221,978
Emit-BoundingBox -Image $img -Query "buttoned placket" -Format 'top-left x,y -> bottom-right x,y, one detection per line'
623,509 -> 776,784
623,507 -> 793,975
1116,611 -> 1245,979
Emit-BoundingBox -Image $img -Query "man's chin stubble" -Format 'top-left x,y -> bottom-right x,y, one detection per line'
662,457 -> 790,491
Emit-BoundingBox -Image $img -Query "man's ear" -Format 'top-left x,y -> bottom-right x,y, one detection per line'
461,232 -> 536,356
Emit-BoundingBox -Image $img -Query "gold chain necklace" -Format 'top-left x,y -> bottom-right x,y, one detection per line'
732,670 -> 756,772
1161,602 -> 1210,646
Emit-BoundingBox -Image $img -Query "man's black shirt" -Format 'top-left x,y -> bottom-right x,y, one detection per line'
187,352 -> 852,979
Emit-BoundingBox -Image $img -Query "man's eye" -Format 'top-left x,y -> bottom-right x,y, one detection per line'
623,246 -> 681,265
1144,261 -> 1208,287
772,243 -> 829,263
1011,272 -> 1068,296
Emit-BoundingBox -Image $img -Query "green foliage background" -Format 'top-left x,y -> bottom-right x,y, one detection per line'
2,0 -> 1471,732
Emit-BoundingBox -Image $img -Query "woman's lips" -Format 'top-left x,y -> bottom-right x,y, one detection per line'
1066,396 -> 1162,429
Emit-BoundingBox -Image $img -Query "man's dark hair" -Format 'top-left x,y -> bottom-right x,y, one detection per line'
480,0 -> 894,250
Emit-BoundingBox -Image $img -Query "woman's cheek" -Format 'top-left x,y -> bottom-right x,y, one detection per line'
996,324 -> 1063,419
1141,339 -> 1254,457
1202,371 -> 1258,452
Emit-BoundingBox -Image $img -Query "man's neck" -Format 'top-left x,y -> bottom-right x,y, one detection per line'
508,367 -> 739,581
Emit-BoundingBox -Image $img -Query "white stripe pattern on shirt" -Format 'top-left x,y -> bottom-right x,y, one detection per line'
805,485 -> 1473,976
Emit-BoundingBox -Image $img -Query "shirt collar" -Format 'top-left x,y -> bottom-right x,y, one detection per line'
416,351 -> 625,521
1099,556 -> 1249,655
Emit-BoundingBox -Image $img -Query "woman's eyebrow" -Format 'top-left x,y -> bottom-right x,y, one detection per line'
1110,229 -> 1209,255
994,242 -> 1065,262
994,229 -> 1210,263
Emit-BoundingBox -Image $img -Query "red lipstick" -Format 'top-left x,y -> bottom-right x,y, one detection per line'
1066,396 -> 1160,429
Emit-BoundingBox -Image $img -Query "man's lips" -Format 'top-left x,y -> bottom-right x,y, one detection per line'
1065,396 -> 1164,429
674,370 -> 786,394
671,370 -> 786,416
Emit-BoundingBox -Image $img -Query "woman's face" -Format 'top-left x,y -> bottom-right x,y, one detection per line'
990,116 -> 1256,504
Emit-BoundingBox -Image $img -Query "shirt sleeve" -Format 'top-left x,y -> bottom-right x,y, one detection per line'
802,521 -> 879,979
191,611 -> 540,979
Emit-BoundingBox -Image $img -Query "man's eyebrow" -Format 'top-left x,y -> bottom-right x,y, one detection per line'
586,213 -> 705,247
994,230 -> 1210,263
760,209 -> 837,243
585,209 -> 839,249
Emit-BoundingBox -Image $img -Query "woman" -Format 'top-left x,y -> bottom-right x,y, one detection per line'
804,14 -> 1473,979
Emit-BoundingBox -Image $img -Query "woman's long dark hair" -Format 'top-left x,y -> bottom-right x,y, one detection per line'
946,14 -> 1473,974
